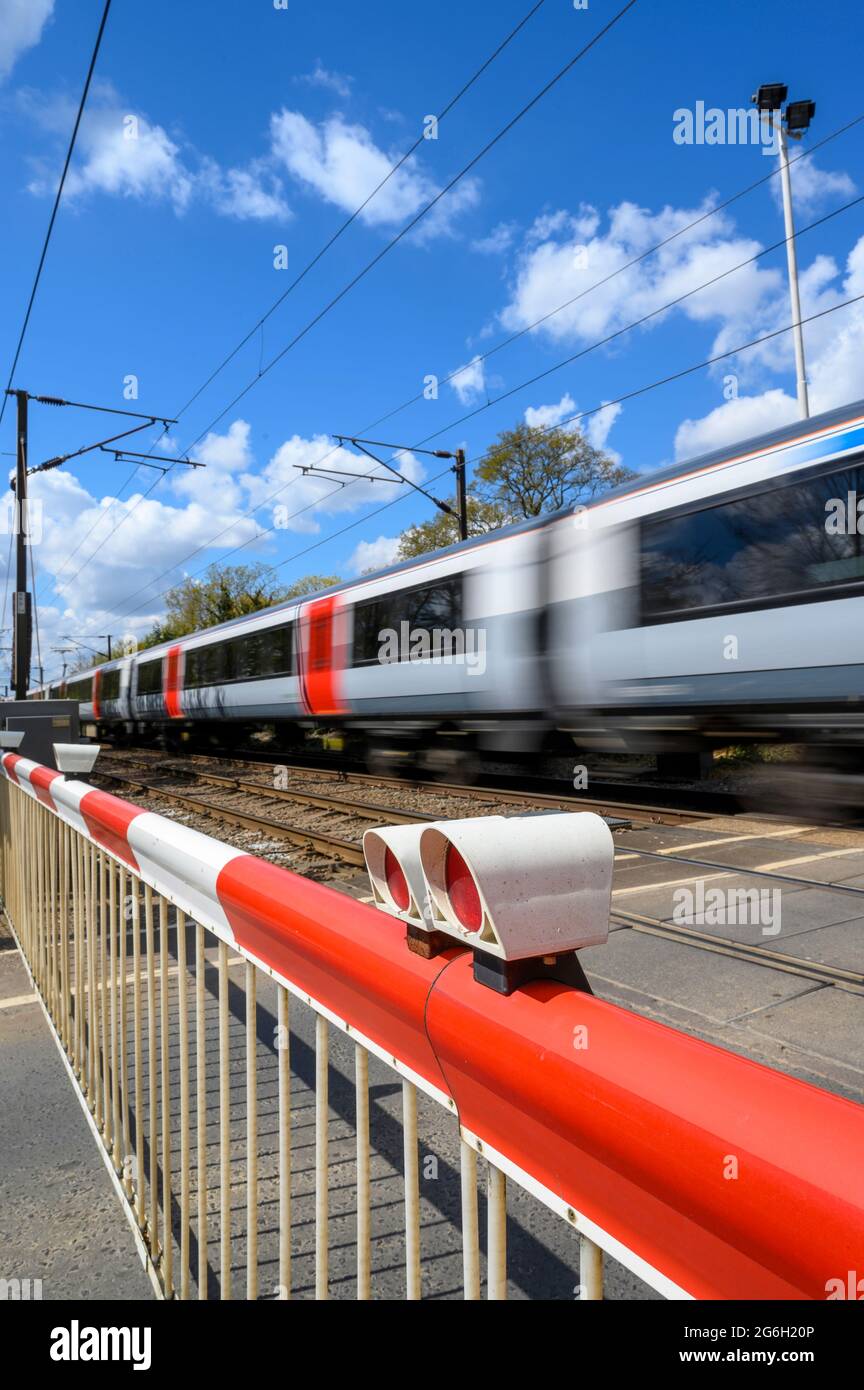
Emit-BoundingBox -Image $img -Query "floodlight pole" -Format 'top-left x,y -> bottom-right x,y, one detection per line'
776,119 -> 810,419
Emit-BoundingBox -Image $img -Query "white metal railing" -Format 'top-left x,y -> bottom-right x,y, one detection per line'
0,770 -> 599,1300
3,756 -> 861,1303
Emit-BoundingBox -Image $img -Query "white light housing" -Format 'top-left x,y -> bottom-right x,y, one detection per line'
53,742 -> 101,777
419,812 -> 613,961
0,731 -> 25,749
363,823 -> 438,929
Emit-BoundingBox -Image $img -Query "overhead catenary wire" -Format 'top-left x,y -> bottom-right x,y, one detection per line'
362,112 -> 864,436
69,110 -> 864,614
183,0 -> 641,451
107,177 -> 864,618
379,188 -> 864,454
173,0 -> 551,422
39,0 -> 550,599
113,289 -> 864,619
0,1 -> 112,430
47,0 -> 640,597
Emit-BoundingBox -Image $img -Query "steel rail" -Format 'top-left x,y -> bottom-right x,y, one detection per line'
98,748 -> 699,825
611,906 -> 864,994
95,771 -> 367,866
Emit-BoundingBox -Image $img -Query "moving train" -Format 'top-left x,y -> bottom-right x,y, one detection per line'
36,397 -> 864,786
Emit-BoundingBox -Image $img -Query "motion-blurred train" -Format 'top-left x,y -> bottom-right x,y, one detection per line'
34,398 -> 864,787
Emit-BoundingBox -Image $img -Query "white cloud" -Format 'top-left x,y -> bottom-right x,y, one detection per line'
11,462 -> 262,643
242,433 -> 425,534
172,420 -> 253,508
674,388 -> 798,460
63,109 -> 195,211
524,393 -> 622,461
473,222 -> 518,255
524,393 -> 575,430
774,155 -> 855,214
349,535 -> 401,574
585,400 -> 623,453
296,63 -> 352,99
450,355 -> 486,405
501,197 -> 783,351
202,160 -> 290,221
672,229 -> 864,457
269,110 -> 479,237
27,86 -> 289,220
2,420 -> 437,670
0,0 -> 53,82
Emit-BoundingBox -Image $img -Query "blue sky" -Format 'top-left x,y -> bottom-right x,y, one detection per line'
2,0 -> 864,682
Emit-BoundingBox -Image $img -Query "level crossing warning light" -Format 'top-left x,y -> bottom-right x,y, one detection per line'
366,811 -> 613,993
362,821 -> 453,957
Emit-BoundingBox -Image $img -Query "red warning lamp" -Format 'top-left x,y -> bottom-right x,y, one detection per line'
384,845 -> 410,911
444,842 -> 482,932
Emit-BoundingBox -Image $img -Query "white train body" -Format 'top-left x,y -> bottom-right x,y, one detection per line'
41,398 -> 864,764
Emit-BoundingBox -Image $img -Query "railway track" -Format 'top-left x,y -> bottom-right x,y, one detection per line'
93,747 -> 864,999
95,746 -> 713,828
611,906 -> 864,995
93,752 -> 636,866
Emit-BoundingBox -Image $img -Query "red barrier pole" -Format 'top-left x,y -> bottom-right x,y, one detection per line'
427,954 -> 864,1300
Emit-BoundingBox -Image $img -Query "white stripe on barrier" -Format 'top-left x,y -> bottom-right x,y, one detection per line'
51,775 -> 101,839
127,814 -> 242,948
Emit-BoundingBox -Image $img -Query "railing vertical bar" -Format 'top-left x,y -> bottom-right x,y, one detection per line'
177,909 -> 191,1299
160,894 -> 173,1298
51,814 -> 59,1026
60,821 -> 70,1049
71,827 -> 82,1074
48,808 -> 57,1023
79,832 -> 88,1074
580,1234 -> 604,1300
315,1013 -> 329,1301
355,1044 -> 370,1301
144,883 -> 158,1258
36,805 -> 47,998
245,962 -> 258,1302
39,804 -> 46,984
99,852 -> 110,1145
119,866 -> 132,1196
218,939 -> 231,1301
277,985 -> 291,1301
131,877 -> 145,1230
487,1164 -> 508,1301
86,841 -> 97,1111
460,1140 -> 481,1300
402,1079 -> 421,1301
109,858 -> 121,1173
196,924 -> 208,1300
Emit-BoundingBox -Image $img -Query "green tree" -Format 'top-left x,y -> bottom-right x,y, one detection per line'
397,494 -> 510,560
395,422 -> 635,561
138,564 -> 341,648
474,423 -> 635,517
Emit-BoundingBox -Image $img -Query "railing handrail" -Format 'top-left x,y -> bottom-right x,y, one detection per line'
3,750 -> 863,1301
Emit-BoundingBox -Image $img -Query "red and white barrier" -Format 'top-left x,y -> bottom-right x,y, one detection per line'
3,750 -> 863,1301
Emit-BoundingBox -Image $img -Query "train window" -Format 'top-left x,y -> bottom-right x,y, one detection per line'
65,677 -> 93,702
269,623 -> 294,677
219,623 -> 294,684
232,631 -> 265,680
640,463 -> 864,623
136,658 -> 163,696
100,668 -> 121,700
352,576 -> 463,666
185,644 -> 224,688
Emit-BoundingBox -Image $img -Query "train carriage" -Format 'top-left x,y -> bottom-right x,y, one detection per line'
35,396 -> 864,790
